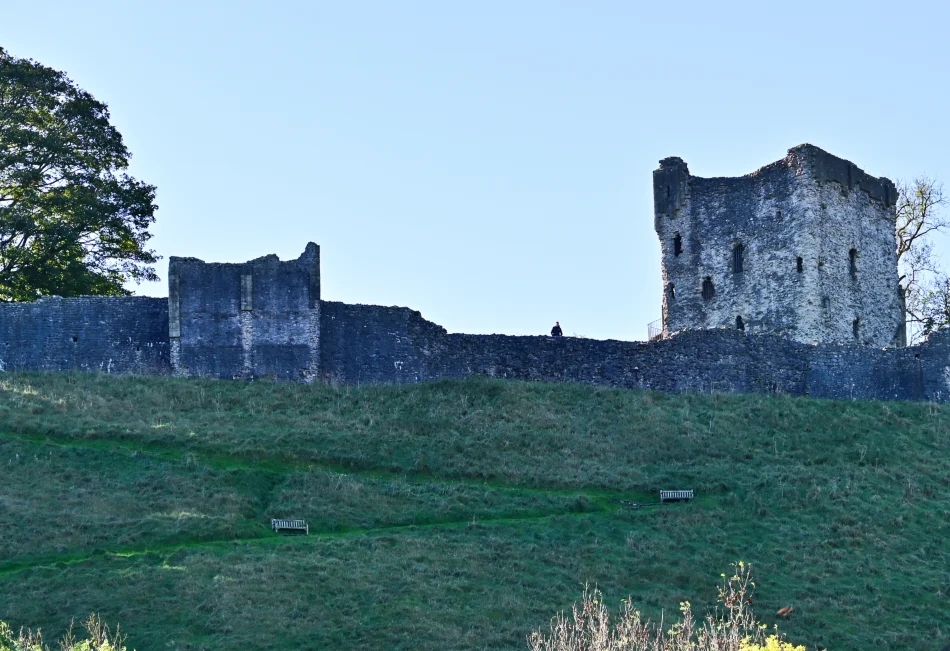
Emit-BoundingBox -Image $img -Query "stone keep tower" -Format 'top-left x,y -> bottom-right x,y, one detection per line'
653,144 -> 905,347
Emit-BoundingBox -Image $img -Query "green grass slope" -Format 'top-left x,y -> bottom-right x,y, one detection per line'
0,373 -> 947,650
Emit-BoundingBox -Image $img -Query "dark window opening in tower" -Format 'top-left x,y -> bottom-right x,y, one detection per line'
777,210 -> 783,219
702,277 -> 715,301
668,283 -> 675,299
736,316 -> 745,331
849,248 -> 858,279
732,243 -> 744,274
673,233 -> 683,257
822,296 -> 830,310
667,185 -> 671,199
796,256 -> 804,273
853,317 -> 860,340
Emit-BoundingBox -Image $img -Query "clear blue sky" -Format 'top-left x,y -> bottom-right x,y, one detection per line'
4,1 -> 949,339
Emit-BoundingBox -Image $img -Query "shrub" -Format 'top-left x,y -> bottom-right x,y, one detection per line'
527,563 -> 806,651
0,615 -> 130,651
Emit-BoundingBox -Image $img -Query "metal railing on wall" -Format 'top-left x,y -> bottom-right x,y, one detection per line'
647,319 -> 663,342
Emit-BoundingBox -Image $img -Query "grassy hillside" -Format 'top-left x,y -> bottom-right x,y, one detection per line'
0,373 -> 947,650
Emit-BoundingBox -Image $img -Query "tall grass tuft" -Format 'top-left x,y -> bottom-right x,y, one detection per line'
528,563 -> 805,651
0,614 -> 130,651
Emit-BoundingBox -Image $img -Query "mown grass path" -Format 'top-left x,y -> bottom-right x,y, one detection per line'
0,510 -> 625,577
0,428 -> 683,576
0,428 -> 651,500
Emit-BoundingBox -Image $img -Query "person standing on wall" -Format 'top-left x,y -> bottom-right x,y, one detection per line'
550,321 -> 563,337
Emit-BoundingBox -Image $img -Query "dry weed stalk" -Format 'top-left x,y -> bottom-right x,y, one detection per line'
0,614 -> 129,651
528,563 -> 803,651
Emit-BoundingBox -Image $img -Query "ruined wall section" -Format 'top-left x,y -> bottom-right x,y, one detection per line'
169,243 -> 320,381
0,297 -> 169,374
321,302 -> 900,399
436,329 -> 811,396
319,301 -> 448,384
0,290 -> 948,403
654,156 -> 691,333
655,145 -> 903,347
803,330 -> 950,401
656,156 -> 806,339
324,305 -> 950,400
316,301 -> 950,401
794,146 -> 903,346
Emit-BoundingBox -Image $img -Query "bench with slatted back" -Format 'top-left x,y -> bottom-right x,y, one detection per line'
271,519 -> 309,535
659,490 -> 693,503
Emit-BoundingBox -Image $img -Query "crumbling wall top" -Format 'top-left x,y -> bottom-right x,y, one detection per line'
654,145 -> 896,208
169,242 -> 321,270
787,144 -> 896,207
658,156 -> 688,171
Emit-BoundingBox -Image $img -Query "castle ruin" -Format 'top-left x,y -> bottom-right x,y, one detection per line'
654,144 -> 905,347
2,145 -> 949,402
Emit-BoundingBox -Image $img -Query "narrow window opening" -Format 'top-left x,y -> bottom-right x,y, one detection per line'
666,185 -> 671,199
776,210 -> 783,220
668,283 -> 675,299
821,297 -> 830,310
849,248 -> 858,279
701,277 -> 715,301
736,316 -> 745,331
852,317 -> 860,341
71,336 -> 78,343
673,233 -> 683,257
796,256 -> 804,273
732,243 -> 744,274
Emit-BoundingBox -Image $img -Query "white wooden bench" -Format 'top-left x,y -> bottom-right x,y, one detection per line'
659,490 -> 693,502
271,519 -> 309,535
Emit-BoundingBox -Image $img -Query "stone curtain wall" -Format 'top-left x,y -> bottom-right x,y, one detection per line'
0,292 -> 949,402
0,242 -> 948,402
437,330 -> 810,395
806,331 -> 950,402
0,297 -> 169,374
317,301 -> 950,402
319,304 -> 811,394
654,144 -> 904,347
320,301 -> 448,384
168,243 -> 320,381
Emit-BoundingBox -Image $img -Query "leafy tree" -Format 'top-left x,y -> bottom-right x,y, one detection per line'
894,177 -> 948,343
0,47 -> 158,302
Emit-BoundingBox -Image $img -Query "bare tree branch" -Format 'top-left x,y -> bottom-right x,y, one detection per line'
892,177 -> 949,343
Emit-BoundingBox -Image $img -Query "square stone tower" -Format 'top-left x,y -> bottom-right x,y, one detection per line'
167,243 -> 321,380
653,144 -> 905,347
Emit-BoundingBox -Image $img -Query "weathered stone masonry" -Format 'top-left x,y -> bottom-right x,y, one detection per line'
0,296 -> 168,375
654,144 -> 905,347
3,281 -> 947,401
168,243 -> 320,381
317,301 -> 950,402
2,145 -> 949,402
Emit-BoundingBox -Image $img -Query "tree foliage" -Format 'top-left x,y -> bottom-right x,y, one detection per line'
0,47 -> 158,302
894,177 -> 949,343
